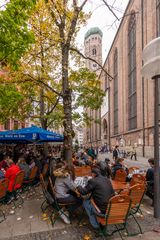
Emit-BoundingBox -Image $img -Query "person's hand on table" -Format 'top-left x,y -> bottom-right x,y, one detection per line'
74,187 -> 81,197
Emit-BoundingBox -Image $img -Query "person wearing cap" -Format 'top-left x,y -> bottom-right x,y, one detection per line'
77,167 -> 114,230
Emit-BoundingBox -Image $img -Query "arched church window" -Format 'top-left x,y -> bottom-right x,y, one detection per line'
92,48 -> 97,56
128,12 -> 137,130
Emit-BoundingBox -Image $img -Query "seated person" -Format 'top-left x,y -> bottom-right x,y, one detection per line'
77,168 -> 114,230
146,158 -> 154,203
0,155 -> 9,171
111,158 -> 128,177
87,147 -> 96,159
81,151 -> 89,164
47,161 -> 67,195
34,155 -> 43,175
5,159 -> 21,203
87,156 -> 97,166
53,164 -> 82,222
97,158 -> 112,178
0,169 -> 4,179
72,154 -> 79,166
17,157 -> 30,180
29,157 -> 36,169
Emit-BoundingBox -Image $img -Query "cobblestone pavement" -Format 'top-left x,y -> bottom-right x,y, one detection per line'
1,219 -> 160,240
0,192 -> 160,240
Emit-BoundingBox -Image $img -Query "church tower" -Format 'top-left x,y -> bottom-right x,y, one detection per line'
83,27 -> 103,147
84,27 -> 103,74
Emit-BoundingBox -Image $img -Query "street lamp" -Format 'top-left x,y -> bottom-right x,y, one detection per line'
142,37 -> 160,218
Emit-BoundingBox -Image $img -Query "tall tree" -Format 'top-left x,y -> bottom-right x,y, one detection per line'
1,0 -> 107,166
43,0 -> 90,165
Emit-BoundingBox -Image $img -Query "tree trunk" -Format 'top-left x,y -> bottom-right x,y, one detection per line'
39,88 -> 48,158
40,88 -> 45,129
62,45 -> 73,167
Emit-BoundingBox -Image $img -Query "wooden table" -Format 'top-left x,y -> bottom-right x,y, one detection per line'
111,180 -> 130,192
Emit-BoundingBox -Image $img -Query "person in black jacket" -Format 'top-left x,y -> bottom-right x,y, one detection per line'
146,158 -> 154,204
112,145 -> 120,162
77,168 -> 114,230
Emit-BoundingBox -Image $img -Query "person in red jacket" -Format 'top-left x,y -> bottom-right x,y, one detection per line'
5,159 -> 21,203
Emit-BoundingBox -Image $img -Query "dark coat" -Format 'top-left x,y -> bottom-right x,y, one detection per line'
146,168 -> 154,186
87,148 -> 96,158
77,175 -> 114,213
113,149 -> 119,159
146,167 -> 154,199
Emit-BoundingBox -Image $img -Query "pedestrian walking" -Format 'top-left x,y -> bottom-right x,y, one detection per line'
130,146 -> 137,160
112,145 -> 120,162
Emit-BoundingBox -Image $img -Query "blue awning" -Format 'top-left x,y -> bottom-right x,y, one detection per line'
0,126 -> 63,143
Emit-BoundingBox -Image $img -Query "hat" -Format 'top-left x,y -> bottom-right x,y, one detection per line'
105,158 -> 110,162
91,167 -> 101,176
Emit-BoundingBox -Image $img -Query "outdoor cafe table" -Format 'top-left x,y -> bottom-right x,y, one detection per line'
74,177 -> 130,193
111,180 -> 130,192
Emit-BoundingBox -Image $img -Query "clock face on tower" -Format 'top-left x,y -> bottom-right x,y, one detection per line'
92,63 -> 97,69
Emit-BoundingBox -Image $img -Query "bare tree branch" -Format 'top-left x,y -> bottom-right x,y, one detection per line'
79,0 -> 88,11
47,119 -> 55,128
10,73 -> 63,97
69,47 -> 114,80
66,8 -> 79,46
66,0 -> 87,46
0,3 -> 7,9
46,96 -> 60,116
101,0 -> 119,20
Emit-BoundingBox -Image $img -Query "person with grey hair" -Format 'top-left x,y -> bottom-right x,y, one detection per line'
97,158 -> 112,178
17,157 -> 30,180
53,164 -> 82,224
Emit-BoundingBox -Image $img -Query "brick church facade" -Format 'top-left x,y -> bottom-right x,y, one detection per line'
84,0 -> 160,158
100,0 -> 160,157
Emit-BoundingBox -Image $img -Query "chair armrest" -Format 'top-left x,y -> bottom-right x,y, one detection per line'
119,189 -> 129,195
91,198 -> 101,213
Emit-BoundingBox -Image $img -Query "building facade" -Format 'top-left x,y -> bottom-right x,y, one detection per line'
100,0 -> 160,157
83,27 -> 103,148
0,120 -> 27,131
0,69 -> 28,131
73,125 -> 84,146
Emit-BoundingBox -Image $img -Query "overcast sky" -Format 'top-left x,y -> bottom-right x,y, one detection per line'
0,0 -> 129,62
77,0 -> 129,62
